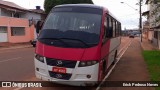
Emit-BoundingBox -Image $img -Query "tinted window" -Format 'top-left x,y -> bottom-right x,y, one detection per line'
39,12 -> 102,48
52,7 -> 103,15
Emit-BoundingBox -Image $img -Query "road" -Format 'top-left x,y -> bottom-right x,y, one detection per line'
0,37 -> 131,90
0,47 -> 35,81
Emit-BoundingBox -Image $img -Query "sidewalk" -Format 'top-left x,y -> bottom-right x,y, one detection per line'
0,42 -> 32,50
141,38 -> 158,50
102,38 -> 154,90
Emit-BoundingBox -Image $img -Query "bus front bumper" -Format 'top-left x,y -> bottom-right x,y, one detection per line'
35,59 -> 99,86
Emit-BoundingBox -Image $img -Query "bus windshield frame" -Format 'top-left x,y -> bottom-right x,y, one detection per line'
38,7 -> 102,48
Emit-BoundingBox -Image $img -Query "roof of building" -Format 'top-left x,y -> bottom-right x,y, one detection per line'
0,0 -> 27,10
29,9 -> 45,14
0,0 -> 45,14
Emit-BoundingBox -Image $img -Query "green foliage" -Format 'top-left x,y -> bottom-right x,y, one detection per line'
44,0 -> 93,14
142,50 -> 160,90
156,0 -> 160,3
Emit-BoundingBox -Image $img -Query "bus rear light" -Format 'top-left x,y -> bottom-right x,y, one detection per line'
78,60 -> 98,67
35,54 -> 44,63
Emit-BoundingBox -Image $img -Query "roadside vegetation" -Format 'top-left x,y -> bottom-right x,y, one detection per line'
142,50 -> 160,90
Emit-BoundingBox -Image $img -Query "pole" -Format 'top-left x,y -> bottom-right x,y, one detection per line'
139,0 -> 142,42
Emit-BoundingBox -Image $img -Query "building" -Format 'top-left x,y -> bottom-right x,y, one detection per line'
122,29 -> 140,36
142,19 -> 153,40
0,0 -> 45,43
143,0 -> 160,49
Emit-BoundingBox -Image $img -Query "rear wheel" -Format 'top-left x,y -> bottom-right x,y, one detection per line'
112,50 -> 117,65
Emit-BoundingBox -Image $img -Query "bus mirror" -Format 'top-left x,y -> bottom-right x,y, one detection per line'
36,21 -> 42,34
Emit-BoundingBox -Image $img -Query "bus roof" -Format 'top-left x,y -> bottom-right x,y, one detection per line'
55,4 -> 121,23
55,4 -> 103,10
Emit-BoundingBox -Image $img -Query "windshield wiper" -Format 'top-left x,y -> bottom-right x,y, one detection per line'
38,38 -> 70,47
59,38 -> 91,47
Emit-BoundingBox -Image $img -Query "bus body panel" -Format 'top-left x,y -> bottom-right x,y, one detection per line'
98,8 -> 121,81
107,37 -> 120,68
36,41 -> 101,61
97,9 -> 107,81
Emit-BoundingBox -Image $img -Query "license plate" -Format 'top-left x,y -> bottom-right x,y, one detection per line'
52,67 -> 66,74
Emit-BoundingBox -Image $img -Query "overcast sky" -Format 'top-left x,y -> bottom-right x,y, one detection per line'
3,0 -> 147,30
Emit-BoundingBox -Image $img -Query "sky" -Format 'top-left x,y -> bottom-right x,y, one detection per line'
3,0 -> 148,30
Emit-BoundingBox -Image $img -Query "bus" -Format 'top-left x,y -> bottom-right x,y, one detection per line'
34,4 -> 121,86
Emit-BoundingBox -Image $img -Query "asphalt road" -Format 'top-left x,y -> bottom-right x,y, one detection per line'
0,37 -> 131,90
0,47 -> 35,81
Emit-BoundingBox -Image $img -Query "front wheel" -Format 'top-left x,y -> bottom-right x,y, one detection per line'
33,44 -> 36,47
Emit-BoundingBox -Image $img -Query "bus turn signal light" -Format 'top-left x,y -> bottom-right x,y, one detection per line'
35,54 -> 44,63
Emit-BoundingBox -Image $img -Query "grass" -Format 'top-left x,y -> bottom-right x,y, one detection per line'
142,50 -> 160,90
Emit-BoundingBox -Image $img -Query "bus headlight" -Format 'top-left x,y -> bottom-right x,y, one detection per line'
78,60 -> 98,67
35,54 -> 44,63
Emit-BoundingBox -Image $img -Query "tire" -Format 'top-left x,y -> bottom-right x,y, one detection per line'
112,50 -> 117,65
33,44 -> 36,47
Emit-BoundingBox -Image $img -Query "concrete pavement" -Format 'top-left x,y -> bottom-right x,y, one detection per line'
101,38 -> 154,90
141,38 -> 158,50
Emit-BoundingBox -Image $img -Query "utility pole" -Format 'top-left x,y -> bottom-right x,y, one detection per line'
139,0 -> 142,42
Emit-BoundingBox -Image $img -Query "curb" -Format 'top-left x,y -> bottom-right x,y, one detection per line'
0,45 -> 32,50
140,42 -> 145,51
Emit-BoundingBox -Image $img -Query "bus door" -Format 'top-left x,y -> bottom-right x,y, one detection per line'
100,14 -> 113,78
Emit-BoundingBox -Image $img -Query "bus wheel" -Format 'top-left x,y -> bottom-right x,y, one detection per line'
112,50 -> 117,65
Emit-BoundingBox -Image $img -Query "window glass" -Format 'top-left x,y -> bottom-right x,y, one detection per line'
154,31 -> 158,39
0,27 -> 7,33
115,21 -> 119,37
39,12 -> 102,48
112,19 -> 116,37
103,17 -> 107,41
11,27 -> 25,36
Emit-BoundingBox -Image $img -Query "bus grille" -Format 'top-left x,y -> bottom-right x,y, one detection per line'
49,71 -> 72,80
46,58 -> 77,68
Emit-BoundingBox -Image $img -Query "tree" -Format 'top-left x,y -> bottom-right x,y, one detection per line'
44,0 -> 93,14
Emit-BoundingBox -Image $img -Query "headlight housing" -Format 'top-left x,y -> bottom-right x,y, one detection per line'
35,54 -> 44,63
78,60 -> 98,67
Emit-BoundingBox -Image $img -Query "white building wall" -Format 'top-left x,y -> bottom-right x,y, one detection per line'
22,12 -> 41,39
148,31 -> 153,41
148,0 -> 160,49
0,33 -> 7,42
0,8 -> 41,21
23,12 -> 41,21
0,27 -> 8,42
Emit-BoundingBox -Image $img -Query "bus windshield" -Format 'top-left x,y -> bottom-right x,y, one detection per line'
39,11 -> 102,48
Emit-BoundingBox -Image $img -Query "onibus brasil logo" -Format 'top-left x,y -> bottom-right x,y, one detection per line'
2,82 -> 42,88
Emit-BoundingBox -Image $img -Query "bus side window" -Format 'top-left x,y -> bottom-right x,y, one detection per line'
112,19 -> 116,37
106,16 -> 113,38
103,15 -> 113,44
102,17 -> 107,43
119,23 -> 122,36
